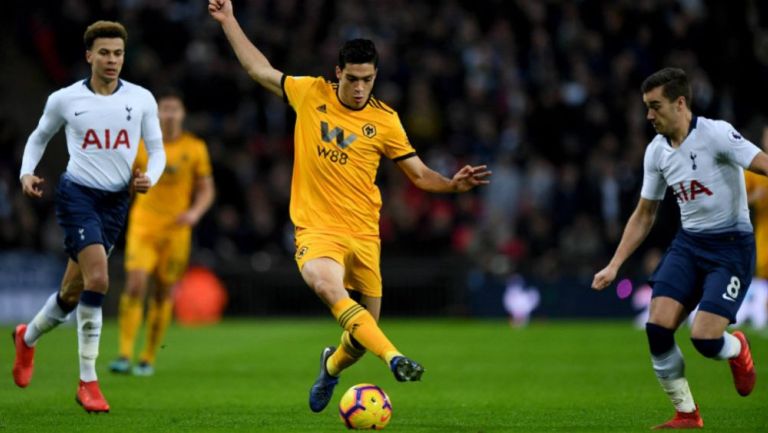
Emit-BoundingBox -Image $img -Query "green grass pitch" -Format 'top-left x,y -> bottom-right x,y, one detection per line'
0,319 -> 765,432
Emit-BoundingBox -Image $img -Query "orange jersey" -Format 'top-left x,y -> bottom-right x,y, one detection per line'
282,76 -> 415,235
745,170 -> 768,277
131,132 -> 212,230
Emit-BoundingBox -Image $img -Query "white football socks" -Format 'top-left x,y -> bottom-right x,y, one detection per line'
652,345 -> 696,413
24,293 -> 70,347
77,303 -> 103,382
715,332 -> 741,360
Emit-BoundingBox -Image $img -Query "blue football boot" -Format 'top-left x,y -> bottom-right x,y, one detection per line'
390,355 -> 425,382
309,346 -> 339,412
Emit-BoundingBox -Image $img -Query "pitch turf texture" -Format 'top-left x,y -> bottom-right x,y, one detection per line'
0,320 -> 765,432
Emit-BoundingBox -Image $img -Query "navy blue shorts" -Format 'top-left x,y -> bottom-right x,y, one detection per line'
649,229 -> 755,324
55,173 -> 131,262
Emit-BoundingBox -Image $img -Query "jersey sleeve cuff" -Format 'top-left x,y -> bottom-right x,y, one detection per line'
281,74 -> 288,104
392,152 -> 416,162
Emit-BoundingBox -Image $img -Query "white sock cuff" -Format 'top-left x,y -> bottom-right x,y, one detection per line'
651,344 -> 685,380
716,332 -> 741,360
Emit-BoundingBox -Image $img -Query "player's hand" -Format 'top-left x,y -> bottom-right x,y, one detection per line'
208,0 -> 233,22
131,169 -> 151,195
20,174 -> 44,198
591,265 -> 618,291
449,165 -> 491,193
176,210 -> 201,227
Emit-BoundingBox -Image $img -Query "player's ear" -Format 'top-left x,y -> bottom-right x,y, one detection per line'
335,66 -> 342,80
85,50 -> 93,64
677,96 -> 686,111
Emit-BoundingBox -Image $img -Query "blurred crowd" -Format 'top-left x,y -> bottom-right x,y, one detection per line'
3,0 -> 768,282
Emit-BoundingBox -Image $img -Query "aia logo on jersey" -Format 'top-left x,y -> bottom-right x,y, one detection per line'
81,129 -> 131,149
672,180 -> 712,203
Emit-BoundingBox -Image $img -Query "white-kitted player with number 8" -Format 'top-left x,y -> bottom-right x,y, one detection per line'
592,68 -> 767,430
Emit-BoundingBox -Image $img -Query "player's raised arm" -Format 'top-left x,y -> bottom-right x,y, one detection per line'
209,0 -> 283,97
396,156 -> 491,193
592,198 -> 660,290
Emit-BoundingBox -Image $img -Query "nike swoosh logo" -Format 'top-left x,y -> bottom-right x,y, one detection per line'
74,111 -> 88,116
722,293 -> 736,302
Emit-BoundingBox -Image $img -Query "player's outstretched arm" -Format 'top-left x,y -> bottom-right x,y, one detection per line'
747,151 -> 768,177
209,0 -> 283,97
397,156 -> 491,193
592,198 -> 660,291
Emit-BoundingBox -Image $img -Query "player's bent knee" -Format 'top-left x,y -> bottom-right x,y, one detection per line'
690,337 -> 724,358
84,272 -> 109,293
311,279 -> 345,304
125,279 -> 147,298
645,322 -> 676,356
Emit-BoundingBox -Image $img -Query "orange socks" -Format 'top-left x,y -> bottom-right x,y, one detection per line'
326,331 -> 366,376
331,298 -> 400,365
139,298 -> 173,365
118,294 -> 143,359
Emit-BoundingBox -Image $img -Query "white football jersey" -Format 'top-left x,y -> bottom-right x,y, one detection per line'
641,116 -> 761,233
20,78 -> 165,191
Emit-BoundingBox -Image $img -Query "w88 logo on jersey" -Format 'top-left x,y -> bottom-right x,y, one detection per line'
316,146 -> 349,165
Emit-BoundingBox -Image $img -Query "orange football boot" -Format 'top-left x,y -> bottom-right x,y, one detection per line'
76,380 -> 110,413
653,405 -> 703,430
728,331 -> 756,397
12,324 -> 35,388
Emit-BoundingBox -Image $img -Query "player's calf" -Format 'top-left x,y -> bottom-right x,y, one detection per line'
691,331 -> 755,396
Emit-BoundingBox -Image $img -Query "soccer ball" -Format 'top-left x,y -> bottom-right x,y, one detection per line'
338,383 -> 393,430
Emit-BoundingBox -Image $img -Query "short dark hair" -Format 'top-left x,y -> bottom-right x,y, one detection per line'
155,87 -> 184,103
338,39 -> 378,69
641,67 -> 691,107
84,20 -> 128,49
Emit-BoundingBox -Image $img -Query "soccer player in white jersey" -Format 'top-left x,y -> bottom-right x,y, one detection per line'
14,21 -> 166,413
592,68 -> 767,429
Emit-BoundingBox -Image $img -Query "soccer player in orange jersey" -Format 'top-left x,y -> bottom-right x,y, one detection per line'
109,90 -> 215,376
209,0 -> 490,413
743,127 -> 768,328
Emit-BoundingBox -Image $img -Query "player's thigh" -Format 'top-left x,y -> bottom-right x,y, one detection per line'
295,229 -> 349,302
649,238 -> 702,321
301,257 -> 348,306
76,243 -> 109,293
648,295 -> 689,329
155,230 -> 192,294
59,259 -> 85,305
344,235 -> 382,299
125,227 -> 160,276
698,264 -> 753,326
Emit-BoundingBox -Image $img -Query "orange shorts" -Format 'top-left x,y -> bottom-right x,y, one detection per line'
294,228 -> 382,297
125,224 -> 191,287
